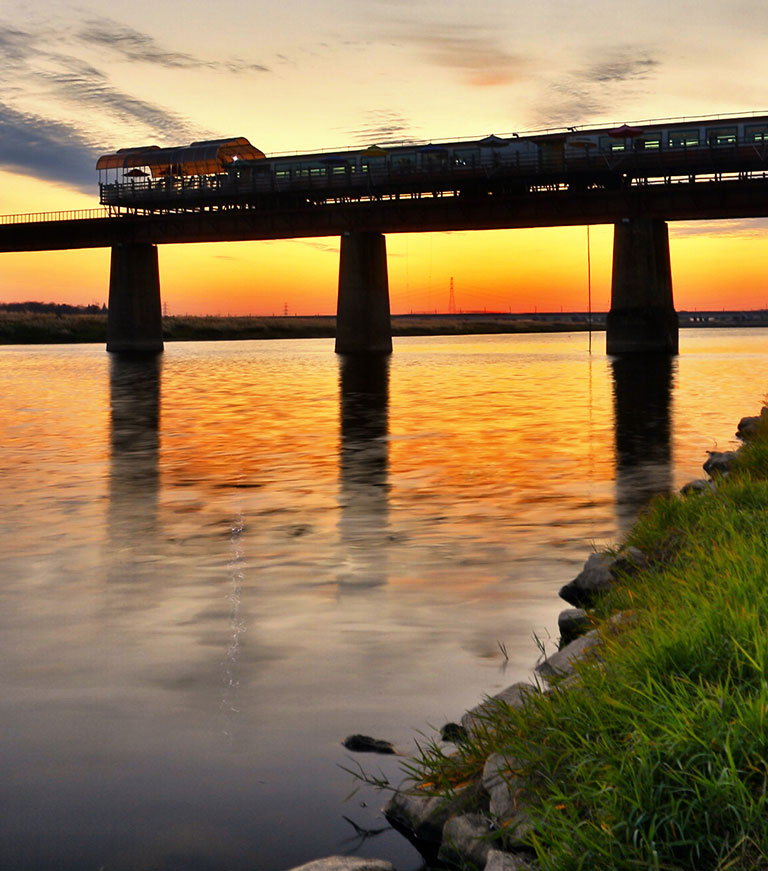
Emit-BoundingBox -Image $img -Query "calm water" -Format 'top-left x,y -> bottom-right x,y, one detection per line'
1,329 -> 766,871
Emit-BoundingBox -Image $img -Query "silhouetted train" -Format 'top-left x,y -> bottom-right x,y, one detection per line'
96,114 -> 768,212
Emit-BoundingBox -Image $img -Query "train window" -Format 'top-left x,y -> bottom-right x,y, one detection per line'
637,136 -> 661,150
707,127 -> 737,146
275,169 -> 291,179
599,136 -> 626,152
668,129 -> 700,148
745,124 -> 768,143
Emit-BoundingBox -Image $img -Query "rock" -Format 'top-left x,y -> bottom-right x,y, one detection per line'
559,548 -> 647,608
536,631 -> 600,682
440,722 -> 468,743
612,546 -> 648,575
737,407 -> 768,440
438,812 -> 493,869
557,608 -> 590,646
286,858 -> 395,871
703,450 -> 738,477
558,552 -> 613,607
384,779 -> 484,844
681,478 -> 715,495
485,848 -> 534,870
342,735 -> 395,754
461,683 -> 536,737
483,753 -> 524,821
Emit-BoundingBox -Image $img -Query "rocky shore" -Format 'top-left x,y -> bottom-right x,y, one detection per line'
285,407 -> 767,871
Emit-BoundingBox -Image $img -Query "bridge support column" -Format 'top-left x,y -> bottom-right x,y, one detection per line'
107,243 -> 164,354
335,232 -> 392,354
607,218 -> 678,355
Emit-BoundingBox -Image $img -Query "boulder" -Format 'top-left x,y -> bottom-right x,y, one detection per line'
536,631 -> 600,682
703,450 -> 738,477
557,608 -> 590,645
483,753 -> 524,821
384,778 -> 483,844
737,407 -> 768,440
438,812 -> 493,868
485,849 -> 534,870
286,858 -> 395,871
342,735 -> 395,754
559,548 -> 647,608
461,682 -> 536,737
680,478 -> 715,495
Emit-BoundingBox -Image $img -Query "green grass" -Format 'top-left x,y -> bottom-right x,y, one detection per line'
407,417 -> 768,870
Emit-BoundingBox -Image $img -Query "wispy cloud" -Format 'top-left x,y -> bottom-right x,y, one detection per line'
377,20 -> 527,87
77,19 -> 270,73
531,47 -> 663,127
339,110 -> 419,145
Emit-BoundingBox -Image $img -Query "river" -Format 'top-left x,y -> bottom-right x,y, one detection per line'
1,329 -> 765,870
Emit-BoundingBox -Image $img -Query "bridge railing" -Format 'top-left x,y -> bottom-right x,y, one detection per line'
0,207 -> 117,225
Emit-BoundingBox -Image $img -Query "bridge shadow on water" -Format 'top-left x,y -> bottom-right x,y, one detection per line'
337,353 -> 391,590
611,353 -> 675,534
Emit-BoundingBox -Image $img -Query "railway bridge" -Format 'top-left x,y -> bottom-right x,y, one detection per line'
2,115 -> 768,355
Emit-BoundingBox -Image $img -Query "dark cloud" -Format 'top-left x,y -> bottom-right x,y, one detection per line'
78,19 -> 270,73
0,102 -> 98,191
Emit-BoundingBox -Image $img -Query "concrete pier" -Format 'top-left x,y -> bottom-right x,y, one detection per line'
607,218 -> 678,355
107,243 -> 164,354
335,232 -> 392,355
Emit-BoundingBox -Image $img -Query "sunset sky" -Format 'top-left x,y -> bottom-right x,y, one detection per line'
2,0 -> 768,315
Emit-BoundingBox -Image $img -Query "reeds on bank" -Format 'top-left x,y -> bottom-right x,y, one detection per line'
408,419 -> 768,870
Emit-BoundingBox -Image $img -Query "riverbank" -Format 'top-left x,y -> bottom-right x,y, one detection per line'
376,409 -> 768,870
0,312 -> 602,344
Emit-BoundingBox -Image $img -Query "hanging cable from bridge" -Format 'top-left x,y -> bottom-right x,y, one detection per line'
587,224 -> 593,355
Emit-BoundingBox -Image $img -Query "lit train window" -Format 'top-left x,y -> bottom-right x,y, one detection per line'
745,124 -> 768,143
706,127 -> 737,146
599,136 -> 626,152
638,136 -> 661,150
668,130 -> 700,148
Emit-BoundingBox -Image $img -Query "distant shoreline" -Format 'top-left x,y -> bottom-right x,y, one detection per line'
0,311 -> 766,344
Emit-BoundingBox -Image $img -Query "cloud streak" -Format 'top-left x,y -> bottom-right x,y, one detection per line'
77,18 -> 270,73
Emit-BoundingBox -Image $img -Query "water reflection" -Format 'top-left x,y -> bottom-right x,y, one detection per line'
108,354 -> 162,581
611,354 -> 674,531
337,354 -> 390,589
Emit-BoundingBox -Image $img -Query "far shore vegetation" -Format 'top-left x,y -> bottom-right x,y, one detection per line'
393,413 -> 768,869
1,302 -> 767,345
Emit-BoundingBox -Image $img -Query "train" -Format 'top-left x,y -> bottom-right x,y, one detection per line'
96,113 -> 768,212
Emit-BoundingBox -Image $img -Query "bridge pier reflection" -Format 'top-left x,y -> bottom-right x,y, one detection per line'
607,218 -> 679,355
611,353 -> 674,532
107,243 -> 164,354
107,354 -> 162,582
337,354 -> 390,589
335,232 -> 392,354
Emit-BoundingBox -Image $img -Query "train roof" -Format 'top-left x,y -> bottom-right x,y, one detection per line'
96,137 -> 265,175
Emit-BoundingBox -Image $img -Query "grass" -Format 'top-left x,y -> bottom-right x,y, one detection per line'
404,416 -> 768,870
0,312 -> 598,344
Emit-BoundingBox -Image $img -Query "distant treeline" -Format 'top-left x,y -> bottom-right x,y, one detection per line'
0,301 -> 106,314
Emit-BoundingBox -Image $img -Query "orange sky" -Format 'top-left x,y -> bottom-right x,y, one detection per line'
2,2 -> 768,315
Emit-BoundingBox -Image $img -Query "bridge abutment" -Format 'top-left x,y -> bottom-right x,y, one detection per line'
607,218 -> 678,355
107,243 -> 164,354
335,232 -> 392,355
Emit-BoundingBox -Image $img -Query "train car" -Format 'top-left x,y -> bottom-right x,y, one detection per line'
97,114 -> 768,212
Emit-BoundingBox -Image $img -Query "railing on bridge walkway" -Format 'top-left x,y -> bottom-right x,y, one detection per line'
0,207 -> 117,226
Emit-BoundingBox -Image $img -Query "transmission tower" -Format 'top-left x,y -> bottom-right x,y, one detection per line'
448,276 -> 456,314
